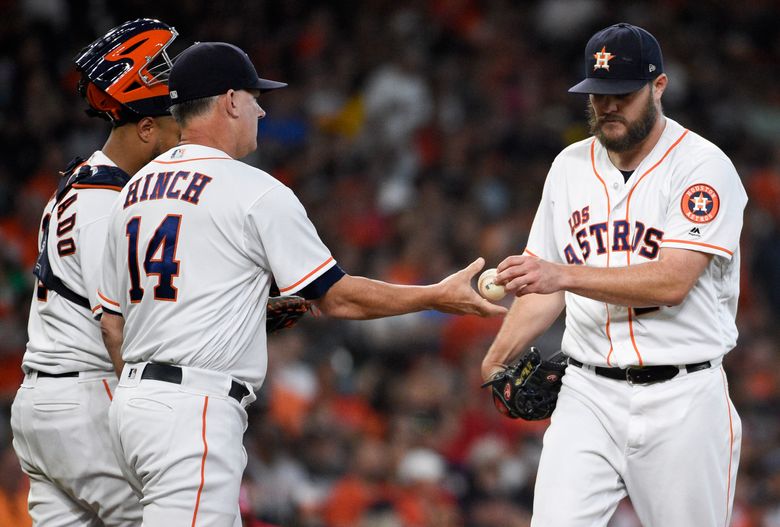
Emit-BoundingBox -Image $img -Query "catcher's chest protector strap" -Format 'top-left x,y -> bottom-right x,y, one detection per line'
33,157 -> 131,310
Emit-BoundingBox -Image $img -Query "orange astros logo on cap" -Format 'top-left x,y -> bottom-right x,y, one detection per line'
593,47 -> 615,71
681,183 -> 720,223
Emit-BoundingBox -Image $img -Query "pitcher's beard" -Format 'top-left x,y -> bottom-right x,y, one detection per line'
588,96 -> 658,153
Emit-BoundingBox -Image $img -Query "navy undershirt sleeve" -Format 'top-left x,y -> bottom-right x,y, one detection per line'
102,306 -> 123,317
297,264 -> 346,300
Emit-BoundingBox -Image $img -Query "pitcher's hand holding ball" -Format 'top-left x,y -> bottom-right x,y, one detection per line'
494,255 -> 565,296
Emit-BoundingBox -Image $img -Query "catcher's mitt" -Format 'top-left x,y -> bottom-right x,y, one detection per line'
481,347 -> 568,420
266,295 -> 312,333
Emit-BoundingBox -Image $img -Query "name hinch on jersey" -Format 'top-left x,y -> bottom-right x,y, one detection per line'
124,171 -> 213,209
565,206 -> 663,265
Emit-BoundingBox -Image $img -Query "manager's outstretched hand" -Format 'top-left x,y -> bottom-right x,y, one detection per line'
435,257 -> 508,317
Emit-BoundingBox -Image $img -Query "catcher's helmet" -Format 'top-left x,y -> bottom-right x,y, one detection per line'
75,18 -> 177,124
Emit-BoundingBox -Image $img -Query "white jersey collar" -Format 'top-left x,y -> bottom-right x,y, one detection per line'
156,144 -> 233,163
86,150 -> 118,168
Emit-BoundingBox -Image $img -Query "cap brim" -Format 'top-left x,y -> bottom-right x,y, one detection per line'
254,78 -> 287,92
568,77 -> 648,95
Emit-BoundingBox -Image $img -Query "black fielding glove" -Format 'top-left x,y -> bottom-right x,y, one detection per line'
481,347 -> 568,420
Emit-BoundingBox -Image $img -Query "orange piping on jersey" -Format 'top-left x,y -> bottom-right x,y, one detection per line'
661,239 -> 733,256
98,290 -> 120,307
524,249 -> 538,257
625,129 -> 690,266
91,304 -> 101,313
623,129 -> 689,365
720,368 -> 735,526
71,184 -> 124,192
279,256 -> 335,293
153,156 -> 231,164
102,379 -> 113,401
192,396 -> 209,527
590,140 -> 615,365
626,310 -> 642,366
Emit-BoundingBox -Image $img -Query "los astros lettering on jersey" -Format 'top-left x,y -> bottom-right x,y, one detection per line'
526,118 -> 747,367
97,145 -> 336,389
24,151 -> 125,374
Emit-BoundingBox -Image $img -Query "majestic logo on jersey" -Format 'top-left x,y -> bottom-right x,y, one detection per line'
681,183 -> 719,224
593,47 -> 615,71
688,226 -> 702,237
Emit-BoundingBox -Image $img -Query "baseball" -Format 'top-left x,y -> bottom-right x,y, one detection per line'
477,268 -> 506,301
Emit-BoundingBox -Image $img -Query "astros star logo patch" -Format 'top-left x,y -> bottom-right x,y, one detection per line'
680,183 -> 720,223
593,46 -> 615,71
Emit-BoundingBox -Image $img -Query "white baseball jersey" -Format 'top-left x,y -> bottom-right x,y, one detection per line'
24,150 -> 122,374
97,144 -> 336,389
526,117 -> 747,367
528,117 -> 744,526
14,150 -> 143,526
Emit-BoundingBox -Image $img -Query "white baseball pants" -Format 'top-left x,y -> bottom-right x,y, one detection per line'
109,363 -> 255,527
11,371 -> 142,526
532,361 -> 741,526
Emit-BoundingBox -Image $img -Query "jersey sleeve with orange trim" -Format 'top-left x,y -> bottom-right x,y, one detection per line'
525,161 -> 565,263
76,191 -> 122,312
661,153 -> 747,260
243,185 -> 336,295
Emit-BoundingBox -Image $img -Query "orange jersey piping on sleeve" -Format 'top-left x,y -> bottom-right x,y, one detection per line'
279,256 -> 335,293
98,290 -> 120,307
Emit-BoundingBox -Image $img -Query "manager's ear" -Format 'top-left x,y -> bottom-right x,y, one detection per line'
224,89 -> 240,119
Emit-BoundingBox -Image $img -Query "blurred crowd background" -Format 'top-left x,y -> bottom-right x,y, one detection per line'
0,0 -> 778,525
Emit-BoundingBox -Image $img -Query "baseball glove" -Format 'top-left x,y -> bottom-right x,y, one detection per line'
266,295 -> 312,333
481,347 -> 568,420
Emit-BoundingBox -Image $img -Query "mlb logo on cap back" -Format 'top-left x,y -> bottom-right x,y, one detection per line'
569,23 -> 664,95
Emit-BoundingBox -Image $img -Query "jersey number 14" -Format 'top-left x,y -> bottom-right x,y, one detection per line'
126,215 -> 181,302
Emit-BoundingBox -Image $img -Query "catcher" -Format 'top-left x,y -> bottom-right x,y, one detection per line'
481,347 -> 567,421
11,19 -> 180,526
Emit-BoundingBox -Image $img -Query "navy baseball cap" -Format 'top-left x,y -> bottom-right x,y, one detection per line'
569,23 -> 663,95
168,42 -> 286,104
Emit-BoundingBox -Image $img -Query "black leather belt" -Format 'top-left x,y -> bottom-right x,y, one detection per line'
568,358 -> 711,385
35,370 -> 79,378
141,363 -> 249,403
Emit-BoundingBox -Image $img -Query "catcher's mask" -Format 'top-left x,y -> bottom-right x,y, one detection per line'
75,18 -> 178,125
